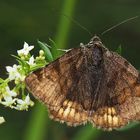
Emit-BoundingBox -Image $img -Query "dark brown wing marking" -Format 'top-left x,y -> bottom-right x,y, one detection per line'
89,50 -> 140,130
25,47 -> 89,126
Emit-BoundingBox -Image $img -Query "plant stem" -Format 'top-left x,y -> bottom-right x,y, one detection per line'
53,0 -> 77,58
24,0 -> 77,140
23,103 -> 49,140
72,125 -> 101,140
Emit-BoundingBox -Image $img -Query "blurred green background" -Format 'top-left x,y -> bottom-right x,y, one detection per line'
0,0 -> 140,140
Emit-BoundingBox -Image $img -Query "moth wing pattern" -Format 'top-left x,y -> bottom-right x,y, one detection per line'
89,50 -> 140,130
108,52 -> 140,122
25,47 -> 89,126
25,36 -> 140,130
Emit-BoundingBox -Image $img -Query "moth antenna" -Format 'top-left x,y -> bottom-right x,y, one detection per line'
101,16 -> 139,35
60,13 -> 93,37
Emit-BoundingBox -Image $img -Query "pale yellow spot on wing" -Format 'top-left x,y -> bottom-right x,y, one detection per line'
58,108 -> 64,116
112,116 -> 119,127
98,116 -> 103,126
108,108 -> 112,115
75,112 -> 80,122
107,115 -> 112,127
67,101 -> 73,107
63,107 -> 70,118
103,113 -> 107,124
63,100 -> 68,106
69,108 -> 75,118
111,107 -> 116,115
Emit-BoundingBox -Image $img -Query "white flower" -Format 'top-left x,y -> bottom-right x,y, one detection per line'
16,95 -> 34,110
0,117 -> 5,124
0,86 -> 17,107
5,86 -> 17,97
6,64 -> 21,81
17,42 -> 34,56
0,99 -> 16,107
27,56 -> 35,66
6,64 -> 25,81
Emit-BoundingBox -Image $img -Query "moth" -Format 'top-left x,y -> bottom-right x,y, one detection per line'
25,35 -> 140,131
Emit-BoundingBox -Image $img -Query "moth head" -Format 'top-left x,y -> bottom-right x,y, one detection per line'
91,35 -> 101,42
88,35 -> 108,53
88,35 -> 102,47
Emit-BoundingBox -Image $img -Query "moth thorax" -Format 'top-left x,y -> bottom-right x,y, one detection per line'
92,46 -> 103,66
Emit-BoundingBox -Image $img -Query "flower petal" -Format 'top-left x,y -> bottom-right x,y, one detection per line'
0,117 -> 5,124
17,99 -> 24,105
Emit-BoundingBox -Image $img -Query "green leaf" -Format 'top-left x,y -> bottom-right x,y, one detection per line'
11,55 -> 28,67
72,125 -> 101,140
0,78 -> 4,83
11,55 -> 30,72
49,38 -> 57,49
11,54 -> 22,60
37,40 -> 53,62
117,121 -> 140,131
116,45 -> 122,55
30,63 -> 48,72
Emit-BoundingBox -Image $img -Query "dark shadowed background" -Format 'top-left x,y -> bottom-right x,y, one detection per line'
0,0 -> 140,140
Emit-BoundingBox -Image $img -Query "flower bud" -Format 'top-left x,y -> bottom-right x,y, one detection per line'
36,56 -> 39,60
15,79 -> 20,85
39,50 -> 44,56
41,56 -> 45,60
21,56 -> 25,60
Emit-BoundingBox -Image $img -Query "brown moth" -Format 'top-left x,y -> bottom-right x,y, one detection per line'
25,36 -> 140,131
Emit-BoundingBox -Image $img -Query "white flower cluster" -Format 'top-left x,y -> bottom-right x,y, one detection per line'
0,86 -> 34,110
6,64 -> 25,82
0,42 -> 47,121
